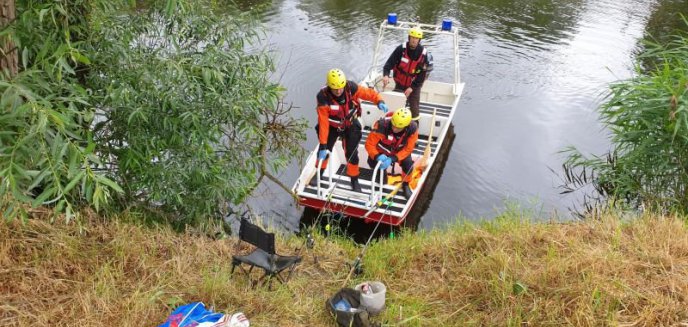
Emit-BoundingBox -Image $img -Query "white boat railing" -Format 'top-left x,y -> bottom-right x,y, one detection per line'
295,16 -> 463,224
368,161 -> 385,208
369,19 -> 461,94
314,149 -> 334,197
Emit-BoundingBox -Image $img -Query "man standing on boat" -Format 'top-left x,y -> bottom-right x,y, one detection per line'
382,27 -> 433,119
311,68 -> 389,192
365,108 -> 418,199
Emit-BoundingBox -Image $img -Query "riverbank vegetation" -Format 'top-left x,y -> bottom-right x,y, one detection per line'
564,17 -> 688,215
0,0 -> 305,226
2,209 -> 687,326
3,2 -> 688,327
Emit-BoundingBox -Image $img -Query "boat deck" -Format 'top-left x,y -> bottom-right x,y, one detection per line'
294,18 -> 463,227
298,100 -> 452,216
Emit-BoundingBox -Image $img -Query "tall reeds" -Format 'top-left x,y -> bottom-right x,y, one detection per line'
566,19 -> 688,214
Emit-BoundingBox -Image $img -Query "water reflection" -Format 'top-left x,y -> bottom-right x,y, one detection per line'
643,0 -> 688,47
242,0 -> 681,231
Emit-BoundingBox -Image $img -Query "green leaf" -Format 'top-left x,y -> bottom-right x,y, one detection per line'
97,176 -> 124,193
58,57 -> 76,76
31,187 -> 58,207
165,0 -> 178,17
26,170 -> 51,191
63,171 -> 86,193
71,51 -> 92,65
22,48 -> 29,69
512,282 -> 527,295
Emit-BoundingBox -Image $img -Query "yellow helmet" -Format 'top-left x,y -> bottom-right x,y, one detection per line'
326,68 -> 347,89
408,27 -> 423,39
391,108 -> 412,129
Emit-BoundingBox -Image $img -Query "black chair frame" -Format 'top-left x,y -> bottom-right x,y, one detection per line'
231,218 -> 302,289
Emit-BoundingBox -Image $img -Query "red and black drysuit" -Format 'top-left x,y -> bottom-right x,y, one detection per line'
364,113 -> 419,179
315,81 -> 384,178
382,42 -> 433,118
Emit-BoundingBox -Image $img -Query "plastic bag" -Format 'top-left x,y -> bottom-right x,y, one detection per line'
326,288 -> 371,327
158,302 -> 249,327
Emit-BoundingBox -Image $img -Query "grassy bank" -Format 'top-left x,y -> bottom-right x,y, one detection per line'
2,211 -> 688,326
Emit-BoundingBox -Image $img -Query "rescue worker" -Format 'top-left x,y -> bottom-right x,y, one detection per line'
365,108 -> 418,199
381,27 -> 433,119
311,68 -> 389,192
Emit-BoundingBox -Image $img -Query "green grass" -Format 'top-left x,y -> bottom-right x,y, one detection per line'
2,210 -> 688,326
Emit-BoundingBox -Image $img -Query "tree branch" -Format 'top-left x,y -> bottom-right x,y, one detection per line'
258,134 -> 299,204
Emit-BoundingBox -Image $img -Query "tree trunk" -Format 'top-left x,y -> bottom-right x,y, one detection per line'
1,0 -> 17,78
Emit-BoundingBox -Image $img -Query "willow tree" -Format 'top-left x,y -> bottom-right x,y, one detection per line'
0,0 -> 119,221
1,0 -> 17,77
0,0 -> 306,223
88,2 -> 306,223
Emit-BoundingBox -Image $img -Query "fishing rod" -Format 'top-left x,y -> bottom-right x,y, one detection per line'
341,178 -> 395,287
341,108 -> 437,287
303,101 -> 389,251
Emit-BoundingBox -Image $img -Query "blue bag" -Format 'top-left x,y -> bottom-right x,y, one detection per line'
158,302 -> 225,327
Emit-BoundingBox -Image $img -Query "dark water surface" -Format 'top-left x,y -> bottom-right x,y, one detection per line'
241,0 -> 686,230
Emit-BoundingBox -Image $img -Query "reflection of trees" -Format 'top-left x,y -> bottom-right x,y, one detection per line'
294,0 -> 585,47
644,0 -> 688,45
638,0 -> 688,71
295,0 -> 412,38
231,0 -> 273,13
458,0 -> 584,47
415,0 -> 446,25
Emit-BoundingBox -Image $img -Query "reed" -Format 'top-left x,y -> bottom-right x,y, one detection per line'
564,19 -> 688,215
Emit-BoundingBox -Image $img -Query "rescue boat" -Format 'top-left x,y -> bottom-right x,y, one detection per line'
292,16 -> 464,227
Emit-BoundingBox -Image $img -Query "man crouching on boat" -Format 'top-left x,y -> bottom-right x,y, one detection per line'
310,68 -> 389,192
365,108 -> 418,199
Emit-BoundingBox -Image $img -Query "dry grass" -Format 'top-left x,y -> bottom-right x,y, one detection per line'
2,211 -> 688,326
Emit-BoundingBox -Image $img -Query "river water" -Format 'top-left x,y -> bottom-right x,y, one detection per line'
241,0 -> 686,230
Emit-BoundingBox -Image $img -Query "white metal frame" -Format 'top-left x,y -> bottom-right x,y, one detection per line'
369,20 -> 461,94
294,18 -> 464,223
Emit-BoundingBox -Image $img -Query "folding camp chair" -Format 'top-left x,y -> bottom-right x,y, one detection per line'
231,218 -> 302,289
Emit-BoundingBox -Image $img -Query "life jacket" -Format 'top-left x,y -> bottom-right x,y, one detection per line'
320,83 -> 360,129
373,114 -> 418,156
392,43 -> 427,88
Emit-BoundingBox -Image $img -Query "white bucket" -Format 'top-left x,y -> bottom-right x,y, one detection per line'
354,281 -> 386,315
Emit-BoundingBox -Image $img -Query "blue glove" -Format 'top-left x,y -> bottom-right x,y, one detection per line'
318,150 -> 328,160
377,102 -> 388,113
377,154 -> 391,170
381,157 -> 393,170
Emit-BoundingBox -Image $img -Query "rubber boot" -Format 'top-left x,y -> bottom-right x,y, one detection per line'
350,176 -> 362,193
400,182 -> 413,199
308,169 -> 325,187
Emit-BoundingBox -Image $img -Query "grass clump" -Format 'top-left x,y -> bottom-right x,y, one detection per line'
1,210 -> 688,326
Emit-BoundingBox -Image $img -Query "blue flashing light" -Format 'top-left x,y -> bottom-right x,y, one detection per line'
387,13 -> 398,25
441,19 -> 452,31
